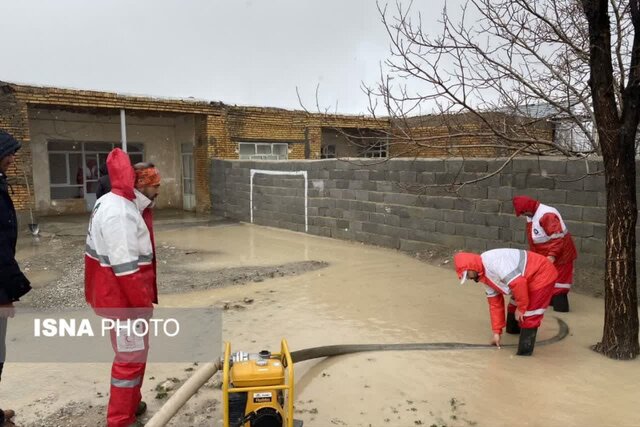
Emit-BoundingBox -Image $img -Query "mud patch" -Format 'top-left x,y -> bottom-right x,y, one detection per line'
27,397 -> 219,427
291,395 -> 477,427
159,260 -> 329,294
24,401 -> 108,427
23,268 -> 61,289
24,398 -> 219,427
18,234 -> 328,309
23,370 -> 221,427
18,236 -> 86,309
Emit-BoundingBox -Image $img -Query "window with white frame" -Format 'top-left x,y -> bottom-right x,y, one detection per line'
48,141 -> 144,199
238,142 -> 288,160
359,140 -> 388,158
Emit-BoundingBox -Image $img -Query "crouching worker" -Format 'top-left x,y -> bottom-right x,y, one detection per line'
453,248 -> 557,356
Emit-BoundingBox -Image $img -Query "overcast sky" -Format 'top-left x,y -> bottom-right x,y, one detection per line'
0,0 -> 453,115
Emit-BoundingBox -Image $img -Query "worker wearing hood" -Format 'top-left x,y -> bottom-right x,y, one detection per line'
454,248 -> 557,356
512,195 -> 577,313
84,148 -> 159,427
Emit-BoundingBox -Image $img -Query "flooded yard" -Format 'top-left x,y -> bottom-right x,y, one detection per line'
4,222 -> 638,427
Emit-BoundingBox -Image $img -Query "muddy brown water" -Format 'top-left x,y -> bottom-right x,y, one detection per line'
4,223 -> 640,426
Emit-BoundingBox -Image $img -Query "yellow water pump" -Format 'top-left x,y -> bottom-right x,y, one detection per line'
222,339 -> 302,427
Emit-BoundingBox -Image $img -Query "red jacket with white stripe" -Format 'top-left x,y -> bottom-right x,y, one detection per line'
513,197 -> 577,265
454,249 -> 557,334
84,148 -> 158,310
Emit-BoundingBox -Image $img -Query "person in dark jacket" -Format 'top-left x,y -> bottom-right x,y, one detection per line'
95,163 -> 111,199
0,130 -> 32,426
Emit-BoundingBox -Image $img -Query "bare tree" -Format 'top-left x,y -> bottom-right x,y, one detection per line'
367,0 -> 638,359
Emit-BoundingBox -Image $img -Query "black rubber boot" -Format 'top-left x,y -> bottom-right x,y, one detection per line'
516,328 -> 538,356
552,294 -> 570,312
506,312 -> 521,335
136,401 -> 147,417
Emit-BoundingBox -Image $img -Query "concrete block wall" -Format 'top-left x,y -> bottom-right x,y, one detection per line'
211,157 -> 617,273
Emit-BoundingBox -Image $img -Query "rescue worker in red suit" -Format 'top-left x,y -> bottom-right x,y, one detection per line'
454,248 -> 558,356
84,149 -> 160,427
512,196 -> 577,316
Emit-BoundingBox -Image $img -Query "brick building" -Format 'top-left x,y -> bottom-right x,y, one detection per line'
0,82 -> 384,214
0,82 -> 554,216
387,112 -> 555,158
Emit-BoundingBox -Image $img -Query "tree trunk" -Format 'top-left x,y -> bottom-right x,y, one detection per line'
581,0 -> 640,359
593,136 -> 639,359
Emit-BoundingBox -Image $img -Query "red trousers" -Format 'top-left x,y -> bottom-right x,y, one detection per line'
107,324 -> 149,427
553,262 -> 573,296
508,282 -> 554,329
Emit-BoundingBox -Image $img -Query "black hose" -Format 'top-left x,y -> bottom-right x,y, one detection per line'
290,317 -> 568,363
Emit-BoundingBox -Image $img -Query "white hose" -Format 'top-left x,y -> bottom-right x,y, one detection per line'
145,361 -> 221,427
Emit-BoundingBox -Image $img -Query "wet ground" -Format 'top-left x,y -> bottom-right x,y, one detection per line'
3,220 -> 640,426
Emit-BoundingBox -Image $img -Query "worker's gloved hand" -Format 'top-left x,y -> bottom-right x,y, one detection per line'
490,333 -> 501,348
515,309 -> 525,323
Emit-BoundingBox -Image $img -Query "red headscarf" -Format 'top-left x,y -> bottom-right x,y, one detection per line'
135,166 -> 161,188
512,196 -> 539,217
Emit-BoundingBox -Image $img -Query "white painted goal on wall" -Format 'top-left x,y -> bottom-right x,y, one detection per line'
249,169 -> 308,232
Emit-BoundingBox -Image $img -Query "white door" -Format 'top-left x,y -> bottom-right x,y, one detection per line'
181,143 -> 195,211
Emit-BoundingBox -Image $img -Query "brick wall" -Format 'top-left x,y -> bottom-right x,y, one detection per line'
2,81 -> 558,217
0,86 -> 33,211
211,157 -> 615,283
1,82 -> 383,213
215,107 -> 383,161
215,107 -> 314,159
389,123 -> 500,158
389,112 -> 554,158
